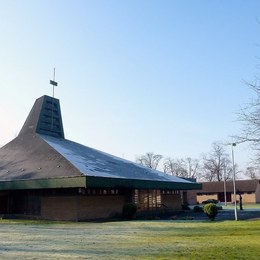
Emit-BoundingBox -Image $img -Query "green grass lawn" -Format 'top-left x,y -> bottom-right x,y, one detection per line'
0,219 -> 260,259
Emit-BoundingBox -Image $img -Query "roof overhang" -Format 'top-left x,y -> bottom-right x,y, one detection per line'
86,176 -> 202,190
0,176 -> 201,191
0,176 -> 86,190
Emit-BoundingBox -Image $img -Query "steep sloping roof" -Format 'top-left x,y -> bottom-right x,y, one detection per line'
41,134 -> 192,183
0,95 -> 201,190
19,95 -> 64,138
0,134 -> 80,180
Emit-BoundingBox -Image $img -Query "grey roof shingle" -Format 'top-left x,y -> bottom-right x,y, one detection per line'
0,95 -> 201,190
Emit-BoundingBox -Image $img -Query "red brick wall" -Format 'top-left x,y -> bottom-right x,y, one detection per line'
41,195 -> 125,221
186,190 -> 198,204
41,196 -> 77,221
78,195 -> 125,220
41,193 -> 183,221
161,194 -> 182,210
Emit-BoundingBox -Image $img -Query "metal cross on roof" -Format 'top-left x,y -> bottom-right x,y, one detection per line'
50,68 -> 58,98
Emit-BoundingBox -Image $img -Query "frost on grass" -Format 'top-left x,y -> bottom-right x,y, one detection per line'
0,221 -> 260,259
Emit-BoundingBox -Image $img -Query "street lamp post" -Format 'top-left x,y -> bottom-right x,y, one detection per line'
231,143 -> 238,221
223,166 -> 227,206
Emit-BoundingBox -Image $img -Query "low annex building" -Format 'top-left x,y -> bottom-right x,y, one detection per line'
190,180 -> 260,204
0,95 -> 201,221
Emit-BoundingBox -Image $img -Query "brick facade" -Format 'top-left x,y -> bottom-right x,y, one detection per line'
41,195 -> 125,221
40,192 -> 182,221
188,179 -> 260,204
161,194 -> 182,210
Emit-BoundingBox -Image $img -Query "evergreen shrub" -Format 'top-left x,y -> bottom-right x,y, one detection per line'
122,203 -> 137,220
204,203 -> 218,220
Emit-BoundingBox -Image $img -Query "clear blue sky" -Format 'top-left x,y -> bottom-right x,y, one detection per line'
1,0 -> 260,170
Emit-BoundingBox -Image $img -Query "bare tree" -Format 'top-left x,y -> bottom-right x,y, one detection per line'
163,158 -> 187,177
136,152 -> 163,170
186,157 -> 200,179
244,166 -> 260,179
201,142 -> 234,182
164,157 -> 200,179
236,82 -> 260,162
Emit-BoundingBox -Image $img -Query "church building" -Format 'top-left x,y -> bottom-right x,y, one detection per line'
0,95 -> 201,221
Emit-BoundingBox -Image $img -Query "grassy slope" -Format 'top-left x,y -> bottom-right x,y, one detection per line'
0,220 -> 260,259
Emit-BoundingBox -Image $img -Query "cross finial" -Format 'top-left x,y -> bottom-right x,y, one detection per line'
50,68 -> 58,98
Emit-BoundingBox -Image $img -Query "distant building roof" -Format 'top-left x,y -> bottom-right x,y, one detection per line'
199,180 -> 260,193
0,95 -> 201,190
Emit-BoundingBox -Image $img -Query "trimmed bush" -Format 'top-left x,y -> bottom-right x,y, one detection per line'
193,205 -> 204,212
204,203 -> 218,220
122,203 -> 137,220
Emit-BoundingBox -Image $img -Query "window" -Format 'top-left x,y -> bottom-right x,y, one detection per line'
162,190 -> 180,195
133,189 -> 161,210
83,188 -> 120,196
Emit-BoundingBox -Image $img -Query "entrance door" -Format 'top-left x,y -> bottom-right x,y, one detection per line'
0,195 -> 8,213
